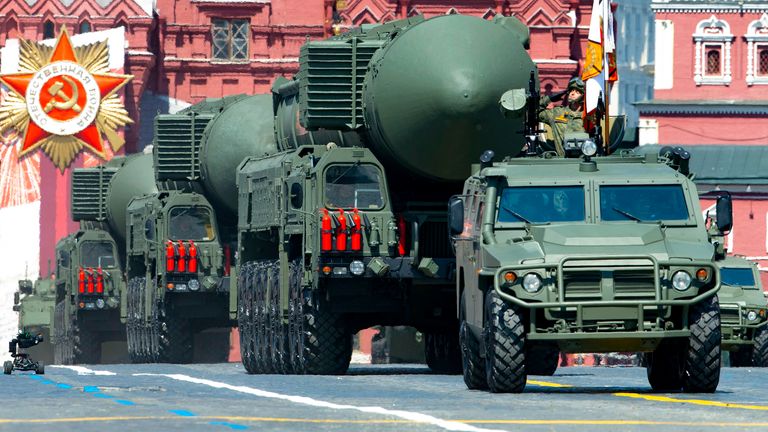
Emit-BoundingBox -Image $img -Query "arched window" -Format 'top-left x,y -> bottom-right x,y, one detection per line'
746,13 -> 768,85
79,21 -> 91,34
706,48 -> 721,75
693,15 -> 732,85
43,20 -> 55,39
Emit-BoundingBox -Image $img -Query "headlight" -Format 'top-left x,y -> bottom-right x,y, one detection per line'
672,271 -> 692,291
522,273 -> 543,293
581,139 -> 598,157
747,310 -> 758,321
96,299 -> 105,309
349,260 -> 365,276
188,279 -> 200,291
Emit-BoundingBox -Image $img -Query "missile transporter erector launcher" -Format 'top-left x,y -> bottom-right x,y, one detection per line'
52,154 -> 157,364
234,13 -> 538,374
450,148 -> 732,393
123,95 -> 274,363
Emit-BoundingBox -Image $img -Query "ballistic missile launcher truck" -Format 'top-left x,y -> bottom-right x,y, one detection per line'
13,276 -> 55,364
717,256 -> 768,367
52,153 -> 157,364
233,13 -> 537,374
450,146 -> 731,393
123,95 -> 275,363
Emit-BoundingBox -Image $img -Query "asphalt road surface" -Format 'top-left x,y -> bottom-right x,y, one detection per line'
2,363 -> 768,432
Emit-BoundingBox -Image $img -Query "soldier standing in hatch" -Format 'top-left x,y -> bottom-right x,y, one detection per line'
538,77 -> 586,156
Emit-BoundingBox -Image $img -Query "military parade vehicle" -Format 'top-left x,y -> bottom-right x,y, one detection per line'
450,143 -> 731,393
717,256 -> 768,367
53,153 -> 157,364
12,275 -> 55,364
232,13 -> 537,375
123,95 -> 273,363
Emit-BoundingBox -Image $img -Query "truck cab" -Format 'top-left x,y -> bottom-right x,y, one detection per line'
717,256 -> 768,366
451,150 -> 730,393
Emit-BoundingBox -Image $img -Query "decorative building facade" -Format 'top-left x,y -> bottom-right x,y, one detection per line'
612,0 -> 654,128
638,0 -> 768,146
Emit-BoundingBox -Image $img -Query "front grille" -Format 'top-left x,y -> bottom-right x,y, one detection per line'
418,221 -> 452,258
562,260 -> 656,302
720,307 -> 741,325
563,271 -> 601,301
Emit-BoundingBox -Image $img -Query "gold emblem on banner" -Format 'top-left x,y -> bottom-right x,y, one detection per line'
0,27 -> 133,171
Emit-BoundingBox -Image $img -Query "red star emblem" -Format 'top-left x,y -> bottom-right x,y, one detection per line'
0,28 -> 131,161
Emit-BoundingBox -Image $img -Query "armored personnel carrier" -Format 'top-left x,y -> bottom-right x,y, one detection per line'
13,276 -> 55,364
717,256 -> 768,367
53,154 -> 157,364
450,146 -> 730,393
232,13 -> 536,374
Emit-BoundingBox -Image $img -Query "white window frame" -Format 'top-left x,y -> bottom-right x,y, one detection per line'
746,13 -> 768,86
693,15 -> 733,86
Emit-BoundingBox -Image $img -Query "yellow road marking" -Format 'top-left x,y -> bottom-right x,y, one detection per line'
2,416 -> 768,427
527,379 -> 768,412
527,379 -> 573,388
614,393 -> 768,411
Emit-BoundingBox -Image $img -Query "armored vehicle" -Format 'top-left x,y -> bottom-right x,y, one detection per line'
123,95 -> 268,362
717,256 -> 768,367
13,277 -> 55,364
233,13 -> 536,374
53,153 -> 157,364
450,149 -> 731,393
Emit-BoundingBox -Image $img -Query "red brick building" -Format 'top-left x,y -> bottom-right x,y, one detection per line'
0,0 -> 595,271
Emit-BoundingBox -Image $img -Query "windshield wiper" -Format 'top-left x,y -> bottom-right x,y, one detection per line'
501,205 -> 533,224
612,207 -> 644,222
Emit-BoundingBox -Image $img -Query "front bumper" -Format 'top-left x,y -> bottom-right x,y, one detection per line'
493,254 -> 719,336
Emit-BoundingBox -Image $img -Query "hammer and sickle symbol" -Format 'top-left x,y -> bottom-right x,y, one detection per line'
44,76 -> 82,114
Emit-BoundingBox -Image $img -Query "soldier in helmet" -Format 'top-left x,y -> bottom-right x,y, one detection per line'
538,77 -> 586,156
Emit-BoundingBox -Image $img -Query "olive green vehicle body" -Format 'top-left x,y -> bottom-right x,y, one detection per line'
231,13 -> 539,373
13,277 -> 55,363
457,154 -> 720,352
50,228 -> 125,362
52,153 -> 158,364
717,257 -> 768,351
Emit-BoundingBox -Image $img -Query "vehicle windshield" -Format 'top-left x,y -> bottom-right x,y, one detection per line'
80,241 -> 116,268
169,206 -> 214,241
600,185 -> 689,222
497,186 -> 585,224
720,267 -> 757,288
325,164 -> 384,209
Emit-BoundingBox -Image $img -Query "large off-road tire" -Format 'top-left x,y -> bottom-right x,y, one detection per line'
255,262 -> 273,373
483,290 -> 526,393
35,362 -> 45,375
156,299 -> 193,364
525,343 -> 559,376
287,261 -> 306,374
290,261 -> 351,375
729,347 -> 752,367
424,331 -> 462,374
238,262 -> 258,374
74,322 -> 101,364
127,277 -> 147,363
459,292 -> 486,390
53,301 -> 70,365
752,326 -> 768,367
3,361 -> 12,375
645,340 -> 684,392
268,261 -> 292,374
683,295 -> 721,393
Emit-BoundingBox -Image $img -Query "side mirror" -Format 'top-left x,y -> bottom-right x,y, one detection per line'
448,197 -> 465,236
13,292 -> 20,305
716,193 -> 733,233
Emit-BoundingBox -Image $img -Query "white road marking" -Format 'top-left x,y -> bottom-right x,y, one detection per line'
50,365 -> 117,376
134,373 -> 506,432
